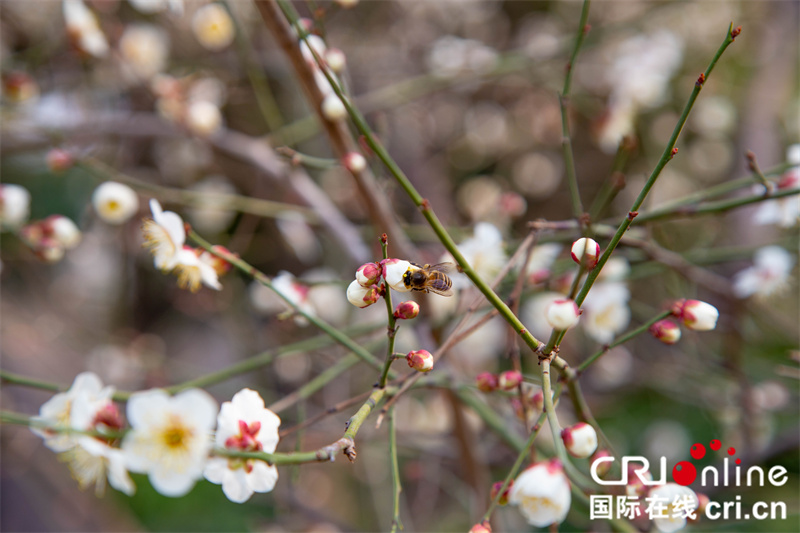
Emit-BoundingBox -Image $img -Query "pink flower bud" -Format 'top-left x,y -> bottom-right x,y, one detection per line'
346,279 -> 380,308
468,521 -> 492,533
570,237 -> 600,268
355,261 -> 380,286
590,449 -> 612,477
475,372 -> 498,393
545,299 -> 581,330
673,299 -> 718,331
406,349 -> 433,372
649,319 -> 681,344
498,370 -> 523,391
393,300 -> 419,320
46,148 -> 74,173
490,480 -> 512,506
561,422 -> 598,459
531,389 -> 545,412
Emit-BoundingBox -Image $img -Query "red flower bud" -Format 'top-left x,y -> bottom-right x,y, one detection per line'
475,372 -> 498,393
406,349 -> 433,372
393,300 -> 419,320
498,370 -> 523,391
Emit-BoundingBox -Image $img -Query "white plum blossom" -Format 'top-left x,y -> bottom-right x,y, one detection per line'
142,199 -> 186,271
733,246 -> 795,299
754,144 -> 800,227
119,24 -> 170,81
63,437 -> 136,496
204,389 -> 281,503
571,237 -> 600,268
172,247 -> 222,292
122,388 -> 218,497
192,3 -> 235,51
31,372 -> 114,452
648,483 -> 698,532
447,222 -> 506,286
599,31 -> 684,152
48,215 -> 82,250
581,282 -> 631,344
675,299 -> 718,331
0,184 -> 31,228
561,422 -> 598,459
522,292 -> 563,340
382,259 -> 413,293
63,0 -> 109,58
346,279 -> 380,308
520,243 -> 562,284
545,299 -> 581,331
509,458 -> 571,527
92,182 -> 140,225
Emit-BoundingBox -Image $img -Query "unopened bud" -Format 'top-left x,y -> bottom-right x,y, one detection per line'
346,279 -> 380,308
570,237 -> 600,269
46,148 -> 74,173
468,520 -> 492,533
325,48 -> 347,73
475,371 -> 498,393
44,215 -> 81,249
673,299 -> 718,331
590,449 -> 612,477
393,300 -> 419,320
201,245 -> 234,277
355,261 -> 381,286
343,152 -> 367,174
498,370 -> 523,391
649,319 -> 681,344
490,480 -> 512,506
321,94 -> 347,121
561,422 -> 598,459
545,299 -> 581,330
406,349 -> 433,372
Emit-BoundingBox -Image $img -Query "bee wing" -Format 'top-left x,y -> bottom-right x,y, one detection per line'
427,262 -> 455,274
427,278 -> 454,296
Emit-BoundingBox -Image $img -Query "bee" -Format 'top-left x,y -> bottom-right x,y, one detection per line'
402,262 -> 455,296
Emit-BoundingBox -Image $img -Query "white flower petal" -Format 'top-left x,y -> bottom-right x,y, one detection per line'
247,461 -> 278,493
149,467 -> 198,498
126,389 -> 171,429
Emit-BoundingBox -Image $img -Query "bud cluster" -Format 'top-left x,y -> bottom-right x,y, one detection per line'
346,258 -> 421,310
20,215 -> 82,263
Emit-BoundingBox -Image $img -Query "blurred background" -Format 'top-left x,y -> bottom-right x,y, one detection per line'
1,0 -> 798,531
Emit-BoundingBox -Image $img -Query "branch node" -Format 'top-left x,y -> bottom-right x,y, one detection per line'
695,73 -> 706,87
731,25 -> 742,39
627,211 -> 639,221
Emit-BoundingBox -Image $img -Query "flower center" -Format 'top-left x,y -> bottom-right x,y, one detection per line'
160,419 -> 193,451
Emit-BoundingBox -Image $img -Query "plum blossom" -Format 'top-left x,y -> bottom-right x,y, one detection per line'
732,246 -> 795,299
172,247 -> 222,292
519,243 -> 562,284
92,182 -> 140,225
204,389 -> 281,503
346,279 -> 380,308
647,483 -> 698,532
192,3 -> 235,51
509,458 -> 571,527
545,299 -> 581,331
0,184 -> 31,228
581,282 -> 631,344
561,422 -> 598,459
122,388 -> 218,497
446,222 -> 506,286
63,0 -> 109,58
754,145 -> 800,227
381,259 -> 413,293
142,199 -> 186,271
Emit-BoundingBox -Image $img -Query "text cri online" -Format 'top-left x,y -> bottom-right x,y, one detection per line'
705,495 -> 787,521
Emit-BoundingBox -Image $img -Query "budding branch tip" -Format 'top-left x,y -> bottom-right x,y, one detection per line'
670,148 -> 679,159
731,26 -> 742,39
695,73 -> 706,87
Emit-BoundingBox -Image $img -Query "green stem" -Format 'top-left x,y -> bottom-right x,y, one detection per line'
189,230 -> 388,374
634,186 -> 800,224
222,0 -> 285,131
280,2 -> 545,356
560,0 -> 592,219
568,23 -> 739,316
79,158 -> 319,223
481,390 -> 557,522
577,310 -> 672,373
380,237 -> 398,389
0,371 -> 61,394
388,406 -> 403,533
